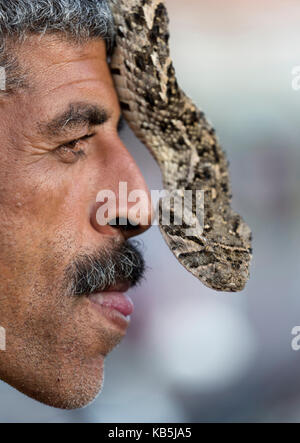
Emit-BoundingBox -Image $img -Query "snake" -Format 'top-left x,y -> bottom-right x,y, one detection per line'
108,0 -> 252,292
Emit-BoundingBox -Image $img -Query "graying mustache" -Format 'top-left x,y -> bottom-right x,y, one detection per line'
67,241 -> 145,296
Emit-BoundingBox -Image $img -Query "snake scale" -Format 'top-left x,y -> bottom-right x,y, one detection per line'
108,0 -> 252,292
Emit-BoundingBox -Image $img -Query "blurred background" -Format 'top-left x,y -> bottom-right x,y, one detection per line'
1,0 -> 300,423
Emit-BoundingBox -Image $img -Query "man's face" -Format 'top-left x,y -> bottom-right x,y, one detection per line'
0,35 -> 152,409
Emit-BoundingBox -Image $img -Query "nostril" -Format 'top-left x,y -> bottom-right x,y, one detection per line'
108,217 -> 140,232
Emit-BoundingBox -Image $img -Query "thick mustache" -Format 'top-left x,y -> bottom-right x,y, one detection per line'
67,240 -> 145,296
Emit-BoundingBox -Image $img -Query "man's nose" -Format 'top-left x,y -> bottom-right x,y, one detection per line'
90,139 -> 154,240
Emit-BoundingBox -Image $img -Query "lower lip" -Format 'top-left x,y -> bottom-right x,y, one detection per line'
88,291 -> 134,326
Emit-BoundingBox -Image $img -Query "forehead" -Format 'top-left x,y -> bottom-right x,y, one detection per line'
14,34 -> 119,120
18,34 -> 113,88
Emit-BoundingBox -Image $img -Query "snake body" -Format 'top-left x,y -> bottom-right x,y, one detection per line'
108,0 -> 252,292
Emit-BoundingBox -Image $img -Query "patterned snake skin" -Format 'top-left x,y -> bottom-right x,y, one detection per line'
108,0 -> 252,292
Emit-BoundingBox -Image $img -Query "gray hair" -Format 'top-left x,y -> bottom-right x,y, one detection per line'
0,0 -> 115,92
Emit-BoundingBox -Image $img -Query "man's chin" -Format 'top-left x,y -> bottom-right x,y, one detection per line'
45,377 -> 104,410
37,384 -> 104,410
4,354 -> 106,410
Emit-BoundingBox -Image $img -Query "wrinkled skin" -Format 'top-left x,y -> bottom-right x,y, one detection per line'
0,36 -> 152,409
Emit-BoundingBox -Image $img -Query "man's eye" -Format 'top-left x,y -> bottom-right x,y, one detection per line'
56,133 -> 95,161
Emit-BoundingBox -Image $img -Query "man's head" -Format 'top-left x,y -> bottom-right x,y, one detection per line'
0,0 -> 152,409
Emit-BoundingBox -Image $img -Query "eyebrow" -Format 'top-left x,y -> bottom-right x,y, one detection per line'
38,102 -> 111,139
